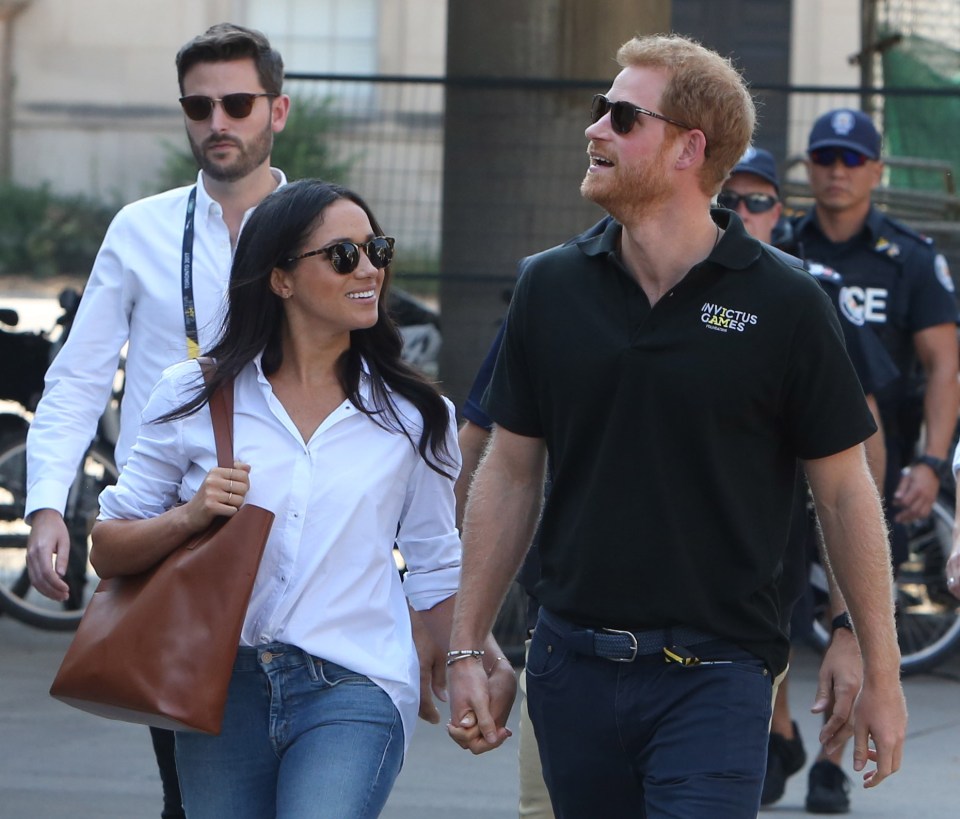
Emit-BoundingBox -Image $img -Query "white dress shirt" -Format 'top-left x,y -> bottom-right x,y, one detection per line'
98,356 -> 462,752
26,169 -> 287,519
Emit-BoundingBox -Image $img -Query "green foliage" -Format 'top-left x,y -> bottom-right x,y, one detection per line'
156,94 -> 354,190
0,183 -> 118,277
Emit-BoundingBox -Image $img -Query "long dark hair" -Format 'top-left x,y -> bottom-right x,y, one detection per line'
165,179 -> 454,477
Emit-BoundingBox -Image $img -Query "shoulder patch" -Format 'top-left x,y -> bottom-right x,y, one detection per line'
873,236 -> 901,258
804,261 -> 843,286
935,253 -> 955,293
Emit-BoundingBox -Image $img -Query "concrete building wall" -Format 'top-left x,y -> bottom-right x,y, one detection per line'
5,0 -> 445,202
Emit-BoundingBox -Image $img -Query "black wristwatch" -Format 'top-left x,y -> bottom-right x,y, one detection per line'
913,454 -> 949,481
831,611 -> 854,633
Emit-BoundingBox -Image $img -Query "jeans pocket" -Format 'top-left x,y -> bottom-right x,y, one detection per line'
525,629 -> 572,680
316,659 -> 369,688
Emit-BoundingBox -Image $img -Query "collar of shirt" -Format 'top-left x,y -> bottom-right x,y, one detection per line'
795,203 -> 882,245
195,167 -> 288,232
575,207 -> 762,272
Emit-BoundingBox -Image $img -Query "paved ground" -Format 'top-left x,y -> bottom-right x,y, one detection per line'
2,610 -> 959,818
3,292 -> 959,817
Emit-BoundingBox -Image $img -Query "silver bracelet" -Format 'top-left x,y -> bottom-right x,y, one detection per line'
445,649 -> 485,667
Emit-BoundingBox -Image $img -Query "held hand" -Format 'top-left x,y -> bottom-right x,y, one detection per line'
26,508 -> 72,601
409,608 -> 447,724
486,657 -> 518,732
851,674 -> 907,788
893,465 -> 938,523
183,461 -> 251,530
446,657 -> 512,755
812,628 -> 863,754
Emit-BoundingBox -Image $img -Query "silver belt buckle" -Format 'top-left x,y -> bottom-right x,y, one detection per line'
601,627 -> 638,662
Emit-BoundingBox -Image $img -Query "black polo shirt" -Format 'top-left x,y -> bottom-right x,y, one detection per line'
792,206 -> 957,408
483,210 -> 876,674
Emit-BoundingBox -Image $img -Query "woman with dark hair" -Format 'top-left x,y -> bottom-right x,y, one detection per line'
90,179 -> 516,818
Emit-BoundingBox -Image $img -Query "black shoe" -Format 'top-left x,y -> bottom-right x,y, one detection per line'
760,721 -> 807,806
805,759 -> 851,814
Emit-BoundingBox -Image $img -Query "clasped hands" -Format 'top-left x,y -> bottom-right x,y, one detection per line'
445,656 -> 517,754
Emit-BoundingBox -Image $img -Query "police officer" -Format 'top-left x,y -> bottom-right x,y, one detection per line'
790,109 -> 959,813
721,147 -> 898,812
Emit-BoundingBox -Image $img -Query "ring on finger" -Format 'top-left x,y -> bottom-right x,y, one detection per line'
227,492 -> 233,505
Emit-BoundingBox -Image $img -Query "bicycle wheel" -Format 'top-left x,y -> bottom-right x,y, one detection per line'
808,495 -> 960,674
895,496 -> 960,674
0,434 -> 118,630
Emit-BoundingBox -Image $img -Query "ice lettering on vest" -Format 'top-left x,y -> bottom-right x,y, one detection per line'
838,286 -> 887,325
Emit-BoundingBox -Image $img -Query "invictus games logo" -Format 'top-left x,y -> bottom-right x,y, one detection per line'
701,302 -> 758,333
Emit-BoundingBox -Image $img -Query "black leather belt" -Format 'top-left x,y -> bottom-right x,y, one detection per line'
538,608 -> 717,663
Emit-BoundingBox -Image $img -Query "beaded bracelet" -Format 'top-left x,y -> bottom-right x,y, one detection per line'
445,649 -> 485,667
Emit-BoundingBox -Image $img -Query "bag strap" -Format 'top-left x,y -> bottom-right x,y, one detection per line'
198,358 -> 234,469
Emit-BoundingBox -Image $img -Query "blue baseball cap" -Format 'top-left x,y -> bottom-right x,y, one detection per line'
808,109 -> 881,160
730,147 -> 780,193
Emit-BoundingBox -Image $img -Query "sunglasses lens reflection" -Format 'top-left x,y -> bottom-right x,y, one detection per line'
221,94 -> 258,118
329,243 -> 361,274
717,192 -> 777,214
180,97 -> 213,120
591,96 -> 635,135
367,238 -> 394,269
179,93 -> 259,121
810,148 -> 869,168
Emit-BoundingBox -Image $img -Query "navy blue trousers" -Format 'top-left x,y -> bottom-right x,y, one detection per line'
526,611 -> 773,819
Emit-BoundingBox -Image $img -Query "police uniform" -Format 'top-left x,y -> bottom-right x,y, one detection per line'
791,206 -> 957,522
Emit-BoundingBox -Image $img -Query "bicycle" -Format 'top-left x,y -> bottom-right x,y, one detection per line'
808,479 -> 960,675
0,289 -> 121,630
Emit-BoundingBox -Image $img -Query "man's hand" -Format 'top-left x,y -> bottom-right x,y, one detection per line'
893,464 -> 939,523
812,627 -> 863,754
850,674 -> 907,788
409,606 -> 447,723
26,508 -> 71,601
446,657 -> 513,755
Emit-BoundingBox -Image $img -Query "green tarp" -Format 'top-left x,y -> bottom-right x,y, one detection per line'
881,32 -> 960,191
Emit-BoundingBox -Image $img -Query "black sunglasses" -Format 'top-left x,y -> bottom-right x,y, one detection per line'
716,191 -> 779,214
179,92 -> 277,121
809,147 -> 870,168
590,94 -> 694,135
287,237 -> 396,274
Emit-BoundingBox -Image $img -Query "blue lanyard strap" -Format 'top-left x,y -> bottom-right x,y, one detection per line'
181,186 -> 199,359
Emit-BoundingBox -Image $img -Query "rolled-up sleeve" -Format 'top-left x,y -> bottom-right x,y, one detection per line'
398,398 -> 462,610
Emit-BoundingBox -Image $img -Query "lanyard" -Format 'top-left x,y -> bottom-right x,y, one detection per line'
181,186 -> 200,359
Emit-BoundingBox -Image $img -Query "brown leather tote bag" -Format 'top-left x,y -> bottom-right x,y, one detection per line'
50,367 -> 273,734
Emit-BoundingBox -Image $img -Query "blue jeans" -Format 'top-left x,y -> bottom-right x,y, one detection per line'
175,643 -> 404,819
526,611 -> 772,819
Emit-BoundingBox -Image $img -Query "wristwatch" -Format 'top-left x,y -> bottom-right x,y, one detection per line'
913,454 -> 949,481
831,611 -> 854,633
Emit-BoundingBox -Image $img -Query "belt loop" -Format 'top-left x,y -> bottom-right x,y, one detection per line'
302,649 -> 320,681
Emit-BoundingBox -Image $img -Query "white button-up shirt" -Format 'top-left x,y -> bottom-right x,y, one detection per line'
98,356 -> 462,752
26,170 -> 286,518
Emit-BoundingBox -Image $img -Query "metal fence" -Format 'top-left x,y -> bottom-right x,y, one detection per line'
288,72 -> 960,305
